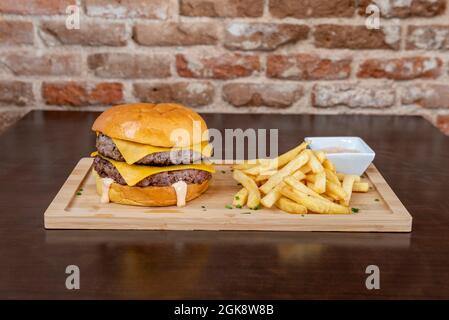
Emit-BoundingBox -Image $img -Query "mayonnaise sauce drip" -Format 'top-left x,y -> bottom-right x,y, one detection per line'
172,181 -> 187,207
100,178 -> 115,204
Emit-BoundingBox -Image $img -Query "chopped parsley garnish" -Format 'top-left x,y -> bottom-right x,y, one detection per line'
235,195 -> 240,200
76,192 -> 82,196
225,204 -> 233,209
252,204 -> 261,210
221,170 -> 226,174
351,207 -> 360,213
235,204 -> 242,209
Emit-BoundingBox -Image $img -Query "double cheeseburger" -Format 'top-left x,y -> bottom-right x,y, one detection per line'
91,103 -> 214,207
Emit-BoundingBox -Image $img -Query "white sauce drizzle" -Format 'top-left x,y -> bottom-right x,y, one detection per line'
100,178 -> 115,204
172,181 -> 188,207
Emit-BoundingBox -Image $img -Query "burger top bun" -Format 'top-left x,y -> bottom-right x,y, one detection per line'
92,103 -> 209,147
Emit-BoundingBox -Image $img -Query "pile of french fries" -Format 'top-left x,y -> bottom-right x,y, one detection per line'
231,141 -> 369,214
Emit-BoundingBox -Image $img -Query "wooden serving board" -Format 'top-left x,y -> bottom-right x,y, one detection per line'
44,158 -> 412,232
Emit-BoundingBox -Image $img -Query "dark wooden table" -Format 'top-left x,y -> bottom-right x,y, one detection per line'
1,111 -> 448,299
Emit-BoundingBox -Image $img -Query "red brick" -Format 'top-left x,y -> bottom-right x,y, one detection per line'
0,21 -> 34,45
134,22 -> 218,46
312,83 -> 395,108
358,0 -> 446,18
270,0 -> 355,18
88,53 -> 171,79
0,0 -> 75,15
133,82 -> 214,107
85,0 -> 170,19
42,82 -> 123,106
314,25 -> 401,50
0,52 -> 82,76
40,21 -> 127,47
223,83 -> 303,108
176,53 -> 260,80
402,84 -> 449,109
358,57 -> 442,80
180,0 -> 263,17
436,115 -> 449,135
224,23 -> 309,51
267,54 -> 351,80
0,81 -> 34,106
406,25 -> 449,50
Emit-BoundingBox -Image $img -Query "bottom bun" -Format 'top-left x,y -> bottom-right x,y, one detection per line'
94,171 -> 210,207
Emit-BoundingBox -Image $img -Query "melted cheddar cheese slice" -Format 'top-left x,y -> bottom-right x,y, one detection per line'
111,137 -> 213,165
92,152 -> 215,187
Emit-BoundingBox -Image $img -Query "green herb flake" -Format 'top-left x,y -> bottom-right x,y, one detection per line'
235,195 -> 240,200
225,204 -> 233,209
79,188 -> 83,191
252,204 -> 262,210
301,214 -> 305,217
221,170 -> 226,174
76,192 -> 82,196
351,207 -> 360,213
236,204 -> 242,209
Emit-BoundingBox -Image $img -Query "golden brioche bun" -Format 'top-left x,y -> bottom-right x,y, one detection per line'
94,171 -> 210,207
92,103 -> 208,147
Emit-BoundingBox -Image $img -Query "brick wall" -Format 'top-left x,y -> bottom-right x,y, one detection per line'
1,0 -> 449,135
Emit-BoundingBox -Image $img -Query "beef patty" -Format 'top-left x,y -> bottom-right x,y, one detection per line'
96,133 -> 204,166
93,156 -> 212,187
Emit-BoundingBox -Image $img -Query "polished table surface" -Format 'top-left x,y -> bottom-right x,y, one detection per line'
1,111 -> 448,299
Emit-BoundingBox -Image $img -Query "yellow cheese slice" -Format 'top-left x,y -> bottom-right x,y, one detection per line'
92,152 -> 215,187
112,137 -> 213,165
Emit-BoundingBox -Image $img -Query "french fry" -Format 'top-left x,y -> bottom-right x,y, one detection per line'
281,186 -> 350,214
255,175 -> 270,182
306,182 -> 322,194
292,170 -> 306,181
261,182 -> 286,208
233,188 -> 248,207
305,174 -> 326,194
244,141 -> 309,175
341,175 -> 357,206
284,176 -> 328,201
337,173 -> 361,182
314,151 -> 326,163
259,151 -> 309,194
232,161 -> 258,170
353,182 -> 369,192
314,171 -> 326,194
233,170 -> 261,209
305,174 -> 315,183
325,169 -> 341,186
304,149 -> 324,173
243,165 -> 262,175
326,180 -> 347,200
275,197 -> 307,214
322,159 -> 336,172
299,164 -> 312,174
